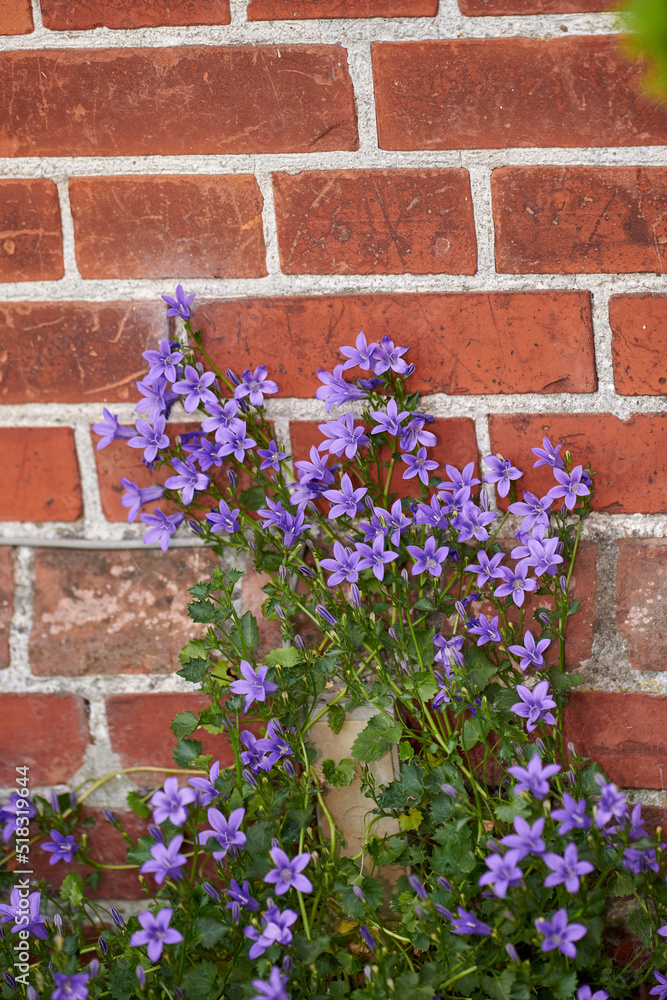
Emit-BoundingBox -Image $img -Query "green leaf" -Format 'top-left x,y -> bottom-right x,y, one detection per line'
335,877 -> 383,918
494,797 -> 530,824
414,597 -> 436,611
409,626 -> 435,667
182,960 -> 218,1000
126,790 -> 151,819
328,704 -> 345,735
378,763 -> 424,810
292,934 -> 330,963
399,741 -> 414,761
335,950 -> 360,976
178,657 -> 209,683
464,645 -> 498,691
413,671 -> 438,702
239,611 -> 259,651
188,599 -> 215,623
606,871 -> 637,897
196,916 -> 229,949
172,737 -> 203,768
60,872 -> 85,906
189,582 -> 212,599
170,710 -> 199,741
350,713 -> 402,763
628,905 -> 654,945
461,716 -> 483,751
322,758 -> 356,787
126,836 -> 153,866
108,961 -> 137,1000
541,968 -> 577,1000
548,666 -> 583,693
180,639 -> 209,662
264,647 -> 301,668
241,485 -> 266,511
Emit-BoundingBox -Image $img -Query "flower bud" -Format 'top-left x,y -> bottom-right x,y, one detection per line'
175,989 -> 184,999
284,759 -> 295,778
364,495 -> 375,511
567,742 -> 576,756
388,627 -> 397,641
441,784 -> 457,798
225,368 -> 240,386
102,808 -> 116,824
98,936 -> 108,955
282,956 -> 292,974
437,876 -> 452,892
226,469 -> 237,488
188,519 -> 203,536
505,943 -> 519,962
70,792 -> 77,808
148,824 -> 165,844
559,575 -> 567,594
480,488 -> 490,512
111,907 -> 124,928
50,789 -> 59,811
352,884 -> 365,902
136,966 -> 146,988
351,583 -> 362,609
242,769 -> 257,787
27,989 -> 38,1000
53,913 -> 62,931
89,960 -> 100,979
401,568 -> 409,583
408,874 -> 428,900
274,604 -> 285,620
298,565 -> 314,578
364,966 -> 372,982
294,634 -> 305,652
279,565 -> 288,581
4,973 -> 16,990
454,601 -> 467,621
535,738 -> 546,753
202,882 -> 220,902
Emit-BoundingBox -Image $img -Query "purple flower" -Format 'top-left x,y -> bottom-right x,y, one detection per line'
478,849 -> 523,898
294,446 -> 335,486
433,634 -> 464,669
240,730 -> 273,775
258,440 -> 287,471
315,365 -> 367,411
543,842 -> 594,892
546,465 -> 591,511
650,972 -> 667,1000
198,807 -> 246,860
370,398 -> 409,437
511,680 -> 557,732
413,494 -> 448,530
452,501 -> 497,543
172,364 -> 217,413
188,760 -> 221,806
508,492 -> 553,532
577,988 -> 608,1000
134,377 -> 178,422
507,754 -> 561,799
355,536 -> 398,582
264,847 -> 313,895
449,907 -> 491,936
531,436 -> 564,470
464,550 -> 505,587
250,966 -> 291,1000
143,338 -> 184,383
225,878 -> 259,914
216,420 -> 257,462
402,447 -> 439,486
161,284 -> 195,319
92,409 -> 134,450
318,413 -> 369,459
201,399 -> 240,438
130,908 -> 183,962
41,829 -> 78,865
483,455 -> 522,498
340,332 -> 379,371
128,415 -> 170,463
206,499 -> 241,534
164,457 -> 209,506
535,908 -> 586,958
438,462 -> 480,493
140,836 -> 187,884
514,535 -> 564,577
52,973 -> 89,1000
234,366 -> 279,407
323,473 -> 367,519
623,847 -> 659,874
244,903 -> 298,958
507,630 -> 551,672
140,509 -> 185,551
467,613 -> 502,646
0,889 -> 47,939
551,793 -> 591,835
0,793 -> 36,842
320,541 -> 362,586
373,335 -> 409,375
229,660 -> 278,712
594,776 -> 627,828
406,535 -> 449,577
494,564 -> 538,608
400,415 -> 437,452
120,479 -> 164,523
360,925 -> 376,949
150,777 -> 196,826
500,816 -> 546,859
359,513 -> 390,544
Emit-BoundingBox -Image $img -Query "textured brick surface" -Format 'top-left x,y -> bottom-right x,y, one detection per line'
249,0 -> 438,17
273,168 -> 477,276
610,295 -> 667,395
70,175 -> 267,280
0,47 -> 358,157
565,692 -> 667,788
0,0 -> 33,33
489,413 -> 667,514
0,548 -> 13,671
0,301 -> 164,404
0,428 -> 82,522
373,37 -> 667,150
0,694 -> 89,784
460,0 -> 612,11
616,540 -> 667,671
493,167 -> 667,275
0,180 -> 63,283
197,291 -> 596,398
30,548 -> 220,676
41,0 -> 230,29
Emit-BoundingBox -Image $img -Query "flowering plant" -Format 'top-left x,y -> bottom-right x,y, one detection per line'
2,286 -> 667,1000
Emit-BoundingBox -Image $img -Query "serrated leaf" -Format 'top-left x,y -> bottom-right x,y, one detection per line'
494,797 -> 530,824
196,916 -> 229,948
541,967 -> 577,1000
628,905 -> 654,944
178,657 -> 209,683
378,763 -> 424,810
126,790 -> 151,819
414,597 -> 436,611
328,704 -> 345,734
265,647 -> 301,668
188,599 -> 216,623
413,671 -> 438,701
182,960 -> 218,1000
398,808 -> 423,831
350,713 -> 402,763
172,737 -> 203,768
60,872 -> 85,906
322,758 -> 356,787
170,710 -> 199,741
548,665 -> 583,693
292,934 -> 330,963
241,485 -> 266,511
126,836 -> 153,866
461,716 -> 483,751
108,961 -> 136,1000
399,741 -> 414,761
239,610 -> 259,651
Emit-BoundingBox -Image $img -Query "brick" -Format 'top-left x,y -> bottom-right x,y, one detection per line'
70,175 -> 267,281
372,37 -> 667,150
248,0 -> 438,19
610,294 -> 667,395
197,291 -> 596,399
273,168 -> 477,276
565,691 -> 667,789
0,47 -> 358,157
460,0 -> 612,11
0,301 -> 165,404
41,0 -> 230,29
0,180 -> 63,282
493,167 -> 667,275
489,413 -> 667,515
30,548 -> 220,676
0,0 -> 33,33
0,694 -> 89,784
0,549 -> 13,670
0,428 -> 82,521
616,540 -> 667,671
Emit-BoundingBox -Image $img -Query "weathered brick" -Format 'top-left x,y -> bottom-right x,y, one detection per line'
373,37 -> 667,150
0,180 -> 63,282
0,694 -> 89,784
0,47 -> 358,157
0,301 -> 164,404
460,0 -> 612,11
273,168 -> 477,276
30,548 -> 220,677
610,294 -> 667,395
248,0 -> 437,17
41,0 -> 230,29
616,540 -> 667,671
565,691 -> 667,789
493,167 -> 667,274
197,291 -> 596,398
0,549 -> 13,670
0,0 -> 33,33
489,413 -> 667,514
0,428 -> 82,522
70,175 -> 267,280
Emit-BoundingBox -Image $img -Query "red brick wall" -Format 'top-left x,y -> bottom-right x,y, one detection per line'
2,0 -> 667,885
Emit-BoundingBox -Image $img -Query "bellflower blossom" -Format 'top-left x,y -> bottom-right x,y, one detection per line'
372,335 -> 409,375
515,535 -> 564,577
400,414 -> 437,452
438,462 -> 481,493
464,550 -> 505,588
51,973 -> 90,1000
164,457 -> 209,506
546,466 -> 591,511
402,447 -> 439,486
452,501 -> 497,543
201,399 -> 240,438
406,536 -> 449,577
120,479 -> 164,523
250,966 -> 291,1000
143,338 -> 184,383
198,807 -> 246,860
229,660 -> 278,712
265,847 -> 313,895
467,614 -> 502,646
294,447 -> 335,486
478,849 -> 523,898
434,634 -> 464,669
323,474 -> 368,519
532,436 -> 564,469
449,907 -> 492,937
240,731 -> 273,775
510,680 -> 557,732
128,416 -> 170,464
551,793 -> 592,835
535,908 -> 586,958
370,398 -> 409,437
594,777 -> 628,828
189,760 -> 221,806
494,564 -> 538,608
413,494 -> 448,530
315,365 -> 367,411
244,903 -> 298,958
258,440 -> 287,471
576,988 -> 609,1000
135,377 -> 178,422
543,843 -> 594,892
0,889 -> 47,939
483,455 -> 522,497
233,366 -> 279,407
161,284 -> 195,319
355,536 -> 398,581
0,793 -> 36,841
507,630 -> 551,671
507,754 -> 561,799
140,509 -> 185,552
340,332 -> 379,371
499,816 -> 546,859
508,492 -> 553,532
225,878 -> 259,919
320,541 -> 362,585
140,836 -> 187,884
150,777 -> 196,826
216,421 -> 257,462
206,499 -> 241,534
262,720 -> 294,766
41,829 -> 78,864
129,908 -> 183,962
92,409 -> 134,450
623,847 -> 660,874
172,365 -> 217,413
318,413 -> 369,459
192,437 -> 227,472
651,973 -> 667,1000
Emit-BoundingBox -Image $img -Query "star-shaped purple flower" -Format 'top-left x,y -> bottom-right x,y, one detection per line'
161,284 -> 195,319
229,660 -> 278,712
478,849 -> 523,898
323,473 -> 367,520
507,754 -> 561,799
172,364 -> 217,413
467,613 -> 502,646
535,908 -> 586,958
206,499 -> 241,534
128,415 -> 170,463
92,409 -> 134,450
234,366 -> 279,407
120,479 -> 164,524
507,630 -> 551,672
511,680 -> 557,732
143,338 -> 184,383
532,436 -> 564,470
130,907 -> 183,962
464,550 -> 505,587
198,806 -> 246,860
150,777 -> 196,827
483,455 -> 522,498
320,541 -> 362,586
164,457 -> 210,505
546,465 -> 591,511
340,332 -> 379,371
402,447 -> 439,486
250,966 -> 291,1000
188,760 -> 221,806
355,536 -> 398,582
264,846 -> 313,895
0,888 -> 47,939
140,509 -> 185,551
449,906 -> 492,936
508,491 -> 553,532
52,972 -> 90,1000
500,816 -> 546,859
258,440 -> 288,471
543,842 -> 594,892
406,535 -> 449,577
41,829 -> 78,865
315,365 -> 367,411
551,792 -> 591,835
140,835 -> 187,884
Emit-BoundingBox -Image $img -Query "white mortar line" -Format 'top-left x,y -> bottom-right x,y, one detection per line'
467,165 -> 495,277
588,284 -> 616,397
54,175 -> 80,280
346,38 -> 379,154
5,546 -> 33,683
73,422 -> 106,535
254,168 -> 282,278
